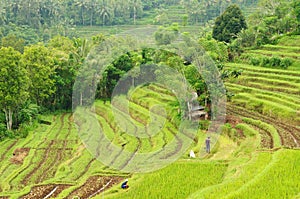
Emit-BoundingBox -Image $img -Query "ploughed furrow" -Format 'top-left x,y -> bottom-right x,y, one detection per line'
227,109 -> 274,149
21,114 -> 67,186
66,176 -> 124,199
239,118 -> 273,149
21,140 -> 55,186
38,114 -> 75,183
227,104 -> 299,148
20,184 -> 71,199
231,104 -> 300,146
8,139 -> 47,191
35,114 -> 69,183
38,141 -> 69,183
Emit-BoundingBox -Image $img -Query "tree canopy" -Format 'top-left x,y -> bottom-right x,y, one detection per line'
0,47 -> 29,130
212,4 -> 247,43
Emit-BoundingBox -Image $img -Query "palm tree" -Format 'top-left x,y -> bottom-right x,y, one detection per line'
75,0 -> 88,25
130,0 -> 142,25
87,0 -> 96,26
0,1 -> 7,25
113,0 -> 130,22
97,0 -> 113,26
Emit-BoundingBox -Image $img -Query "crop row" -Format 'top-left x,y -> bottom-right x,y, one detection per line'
242,118 -> 281,148
95,101 -> 177,154
227,104 -> 300,148
226,83 -> 300,105
226,85 -> 300,112
1,113 -> 79,195
237,76 -> 300,90
190,152 -> 273,199
260,45 -> 300,54
241,70 -> 300,83
225,149 -> 300,199
106,161 -> 228,199
247,49 -> 300,59
226,63 -> 300,77
230,93 -> 300,125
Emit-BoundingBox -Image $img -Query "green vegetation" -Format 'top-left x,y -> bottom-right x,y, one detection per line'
106,161 -> 228,199
0,0 -> 300,198
212,4 -> 247,43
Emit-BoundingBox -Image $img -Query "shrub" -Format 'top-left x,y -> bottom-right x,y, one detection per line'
250,57 -> 261,66
199,120 -> 210,130
280,58 -> 293,69
269,56 -> 281,67
261,57 -> 270,67
259,56 -> 292,69
0,125 -> 15,141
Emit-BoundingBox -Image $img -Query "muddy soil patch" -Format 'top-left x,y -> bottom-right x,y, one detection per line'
67,176 -> 124,199
10,148 -> 30,164
20,184 -> 70,199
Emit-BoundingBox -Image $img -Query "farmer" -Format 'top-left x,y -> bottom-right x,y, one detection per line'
205,137 -> 211,153
121,179 -> 129,189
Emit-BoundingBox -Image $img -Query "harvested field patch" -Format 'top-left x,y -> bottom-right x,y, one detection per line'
20,184 -> 70,199
10,148 -> 30,165
67,176 -> 124,199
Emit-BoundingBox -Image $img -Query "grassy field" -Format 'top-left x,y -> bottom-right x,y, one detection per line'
0,35 -> 300,198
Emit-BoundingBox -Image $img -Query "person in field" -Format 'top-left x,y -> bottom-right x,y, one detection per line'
205,137 -> 211,153
121,179 -> 129,189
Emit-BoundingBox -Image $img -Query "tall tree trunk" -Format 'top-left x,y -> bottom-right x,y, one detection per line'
132,77 -> 135,87
82,7 -> 85,25
90,11 -> 93,26
103,14 -> 105,26
4,108 -> 13,130
9,109 -> 13,130
133,6 -> 136,25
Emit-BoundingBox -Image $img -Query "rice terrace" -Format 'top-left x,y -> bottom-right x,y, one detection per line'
0,0 -> 300,198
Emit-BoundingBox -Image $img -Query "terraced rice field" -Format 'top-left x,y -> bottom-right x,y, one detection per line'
0,112 -> 125,198
1,39 -> 300,198
0,84 -> 206,198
